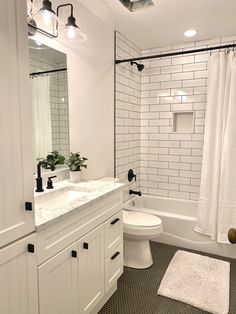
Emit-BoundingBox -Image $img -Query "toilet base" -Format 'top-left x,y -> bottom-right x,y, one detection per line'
124,239 -> 153,269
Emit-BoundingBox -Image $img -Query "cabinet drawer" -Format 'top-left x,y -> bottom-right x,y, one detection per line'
105,211 -> 123,257
105,243 -> 123,293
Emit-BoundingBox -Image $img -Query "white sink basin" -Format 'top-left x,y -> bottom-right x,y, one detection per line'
35,186 -> 92,210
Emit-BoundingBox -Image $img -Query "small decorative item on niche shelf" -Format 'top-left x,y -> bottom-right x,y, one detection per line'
66,152 -> 88,183
38,150 -> 65,171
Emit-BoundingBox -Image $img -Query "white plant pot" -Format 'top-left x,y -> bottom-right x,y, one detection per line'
70,171 -> 81,183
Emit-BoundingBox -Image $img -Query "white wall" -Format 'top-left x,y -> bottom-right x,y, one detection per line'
31,0 -> 115,179
67,1 -> 115,180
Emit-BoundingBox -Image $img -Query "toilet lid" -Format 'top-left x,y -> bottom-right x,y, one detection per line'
123,210 -> 162,227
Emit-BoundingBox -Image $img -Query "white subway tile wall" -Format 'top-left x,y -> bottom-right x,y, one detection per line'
116,33 -> 236,201
116,31 -> 141,202
140,36 -> 236,200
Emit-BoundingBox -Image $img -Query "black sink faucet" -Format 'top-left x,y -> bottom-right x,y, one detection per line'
35,161 -> 53,192
129,190 -> 142,197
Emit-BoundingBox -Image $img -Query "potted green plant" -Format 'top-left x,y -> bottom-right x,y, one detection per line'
66,152 -> 88,182
38,151 -> 65,171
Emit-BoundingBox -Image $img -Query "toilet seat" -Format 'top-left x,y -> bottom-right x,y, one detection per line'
123,210 -> 163,237
123,210 -> 162,228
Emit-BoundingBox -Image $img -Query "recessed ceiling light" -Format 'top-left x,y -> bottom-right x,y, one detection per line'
184,29 -> 197,38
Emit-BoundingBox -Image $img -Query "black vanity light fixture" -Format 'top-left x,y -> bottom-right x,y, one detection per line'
27,0 -> 87,43
56,3 -> 87,42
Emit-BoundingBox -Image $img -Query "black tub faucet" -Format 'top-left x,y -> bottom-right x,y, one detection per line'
128,169 -> 137,182
129,190 -> 142,197
35,161 -> 54,192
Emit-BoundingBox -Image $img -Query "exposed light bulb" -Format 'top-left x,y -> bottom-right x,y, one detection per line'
66,26 -> 76,40
42,10 -> 53,26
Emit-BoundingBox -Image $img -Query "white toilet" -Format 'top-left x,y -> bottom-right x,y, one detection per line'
123,209 -> 163,269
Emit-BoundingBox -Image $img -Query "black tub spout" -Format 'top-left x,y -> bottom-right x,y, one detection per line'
129,190 -> 142,197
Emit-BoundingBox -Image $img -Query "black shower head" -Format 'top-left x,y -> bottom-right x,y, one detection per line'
131,61 -> 145,72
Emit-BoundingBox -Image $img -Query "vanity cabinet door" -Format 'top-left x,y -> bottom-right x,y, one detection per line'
0,234 -> 38,314
0,0 -> 35,247
38,243 -> 78,314
77,224 -> 105,313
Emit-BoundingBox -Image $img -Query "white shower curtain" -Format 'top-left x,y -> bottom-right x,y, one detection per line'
31,75 -> 52,161
195,51 -> 236,243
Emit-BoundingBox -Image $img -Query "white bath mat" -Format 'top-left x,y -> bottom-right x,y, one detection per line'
157,250 -> 230,314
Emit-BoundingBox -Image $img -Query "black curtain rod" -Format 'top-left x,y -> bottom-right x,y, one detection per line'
30,68 -> 67,76
115,43 -> 236,64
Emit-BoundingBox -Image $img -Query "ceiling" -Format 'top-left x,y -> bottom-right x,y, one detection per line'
79,0 -> 236,49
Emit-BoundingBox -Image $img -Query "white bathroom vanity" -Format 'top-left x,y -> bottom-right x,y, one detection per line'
1,178 -> 124,314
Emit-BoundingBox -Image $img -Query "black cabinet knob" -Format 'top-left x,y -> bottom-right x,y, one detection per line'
27,243 -> 35,253
83,242 -> 89,250
111,218 -> 120,225
25,202 -> 33,211
71,250 -> 77,258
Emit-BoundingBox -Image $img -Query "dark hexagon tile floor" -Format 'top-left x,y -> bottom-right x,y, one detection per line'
99,242 -> 236,314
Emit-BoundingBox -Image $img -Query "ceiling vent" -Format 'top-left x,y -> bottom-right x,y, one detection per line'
118,0 -> 154,12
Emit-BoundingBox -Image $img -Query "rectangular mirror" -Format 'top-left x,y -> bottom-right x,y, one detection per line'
28,38 -> 70,170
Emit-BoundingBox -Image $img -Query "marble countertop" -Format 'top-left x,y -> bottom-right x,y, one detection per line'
34,179 -> 124,231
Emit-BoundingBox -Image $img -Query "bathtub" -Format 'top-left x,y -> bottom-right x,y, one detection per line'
124,194 -> 235,259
